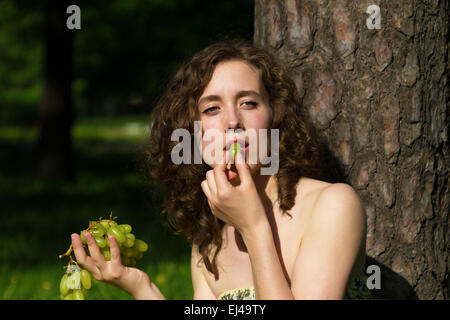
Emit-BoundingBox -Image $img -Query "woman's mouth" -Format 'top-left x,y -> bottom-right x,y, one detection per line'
223,139 -> 249,154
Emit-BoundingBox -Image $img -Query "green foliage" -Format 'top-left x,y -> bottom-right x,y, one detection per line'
0,0 -> 254,123
0,116 -> 193,299
0,0 -> 44,124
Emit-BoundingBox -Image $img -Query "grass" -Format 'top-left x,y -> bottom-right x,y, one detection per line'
0,115 -> 193,300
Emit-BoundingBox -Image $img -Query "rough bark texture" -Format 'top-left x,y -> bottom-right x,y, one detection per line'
255,0 -> 448,299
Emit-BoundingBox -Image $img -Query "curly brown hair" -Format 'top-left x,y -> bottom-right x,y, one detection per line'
143,38 -> 329,280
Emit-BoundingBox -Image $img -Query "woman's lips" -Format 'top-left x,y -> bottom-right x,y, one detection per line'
222,139 -> 249,176
223,144 -> 249,157
224,139 -> 248,151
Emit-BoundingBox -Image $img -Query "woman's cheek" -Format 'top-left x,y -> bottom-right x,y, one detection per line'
202,142 -> 218,167
201,130 -> 224,167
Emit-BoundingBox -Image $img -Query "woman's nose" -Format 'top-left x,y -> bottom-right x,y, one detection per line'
225,108 -> 242,131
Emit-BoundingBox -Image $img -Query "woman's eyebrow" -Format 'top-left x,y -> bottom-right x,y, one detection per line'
236,90 -> 262,100
198,94 -> 221,107
198,90 -> 262,107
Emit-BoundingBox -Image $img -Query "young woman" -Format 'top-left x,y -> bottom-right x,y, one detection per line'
71,39 -> 371,300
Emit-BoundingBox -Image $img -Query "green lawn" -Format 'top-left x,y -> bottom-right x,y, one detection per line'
0,115 -> 193,300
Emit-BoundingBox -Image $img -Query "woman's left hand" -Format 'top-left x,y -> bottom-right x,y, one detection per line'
200,152 -> 268,235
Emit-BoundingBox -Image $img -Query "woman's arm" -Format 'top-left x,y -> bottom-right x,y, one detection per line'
191,244 -> 217,299
241,221 -> 294,299
243,184 -> 365,299
241,183 -> 365,300
201,156 -> 294,299
201,155 -> 365,299
290,183 -> 365,299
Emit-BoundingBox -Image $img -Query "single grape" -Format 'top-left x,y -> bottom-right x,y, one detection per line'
73,289 -> 85,300
125,233 -> 135,241
122,247 -> 134,258
100,219 -> 116,231
99,220 -> 110,230
67,270 -> 81,290
124,238 -> 133,248
135,251 -> 143,260
80,269 -> 91,289
90,225 -> 105,238
109,225 -> 126,243
80,230 -> 88,245
64,293 -> 74,300
124,233 -> 135,248
101,219 -> 117,227
60,274 -> 69,296
230,142 -> 241,159
119,224 -> 132,234
93,235 -> 107,248
101,248 -> 111,261
134,239 -> 149,252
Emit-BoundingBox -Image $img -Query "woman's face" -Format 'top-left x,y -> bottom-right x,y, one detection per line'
197,60 -> 273,180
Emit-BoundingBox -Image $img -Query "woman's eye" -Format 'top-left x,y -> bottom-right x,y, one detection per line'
203,106 -> 219,114
242,101 -> 258,108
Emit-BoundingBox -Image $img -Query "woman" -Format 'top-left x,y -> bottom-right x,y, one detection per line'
71,39 -> 371,300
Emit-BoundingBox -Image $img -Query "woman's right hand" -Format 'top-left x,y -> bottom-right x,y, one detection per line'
71,231 -> 165,300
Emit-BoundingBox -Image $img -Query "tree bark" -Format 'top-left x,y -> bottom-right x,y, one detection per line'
37,0 -> 75,181
255,0 -> 448,299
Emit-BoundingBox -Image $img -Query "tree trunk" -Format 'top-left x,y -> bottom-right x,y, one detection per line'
255,0 -> 448,299
37,0 -> 75,181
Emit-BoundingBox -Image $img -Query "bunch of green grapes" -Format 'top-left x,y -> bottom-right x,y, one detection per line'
58,215 -> 149,300
80,219 -> 148,267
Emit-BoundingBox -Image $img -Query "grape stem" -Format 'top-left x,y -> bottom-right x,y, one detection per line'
59,244 -> 73,259
58,212 -> 117,261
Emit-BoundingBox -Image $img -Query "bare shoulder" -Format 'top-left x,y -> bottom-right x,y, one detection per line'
290,181 -> 367,298
293,179 -> 365,237
313,183 -> 364,216
307,182 -> 366,236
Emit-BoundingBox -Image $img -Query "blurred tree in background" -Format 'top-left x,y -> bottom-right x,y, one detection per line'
0,0 -> 44,125
0,0 -> 254,123
37,0 -> 74,181
0,0 -> 254,181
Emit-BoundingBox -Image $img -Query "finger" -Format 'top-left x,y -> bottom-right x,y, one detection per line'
206,169 -> 217,196
84,231 -> 106,268
220,147 -> 230,167
224,148 -> 232,169
226,151 -> 232,170
71,233 -> 99,274
206,198 -> 217,217
235,151 -> 253,186
214,162 -> 232,192
201,179 -> 212,199
107,235 -> 123,267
